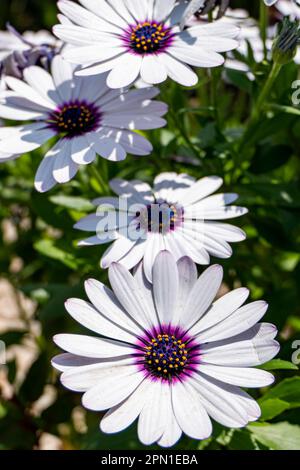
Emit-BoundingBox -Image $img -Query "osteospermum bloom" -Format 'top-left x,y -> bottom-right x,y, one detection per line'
0,26 -> 61,78
53,0 -> 239,88
75,172 -> 248,281
0,55 -> 167,192
52,252 -> 279,447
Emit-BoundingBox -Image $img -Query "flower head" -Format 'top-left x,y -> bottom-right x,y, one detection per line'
75,172 -> 248,281
180,0 -> 230,29
0,55 -> 167,192
52,252 -> 279,447
0,25 -> 61,79
53,0 -> 239,88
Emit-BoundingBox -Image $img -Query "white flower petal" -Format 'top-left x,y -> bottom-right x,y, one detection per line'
51,55 -> 74,102
190,287 -> 250,336
201,323 -> 280,367
52,139 -> 79,183
84,278 -> 143,336
52,353 -> 102,372
179,176 -> 223,206
173,256 -> 197,324
100,378 -> 150,434
0,123 -> 54,154
158,53 -> 198,87
138,380 -> 168,446
140,55 -> 167,84
107,54 -> 143,89
198,301 -> 269,343
82,364 -> 143,411
100,237 -> 137,268
65,295 -> 140,343
153,251 -> 179,325
172,380 -> 212,440
143,233 -> 166,282
180,265 -> 223,329
109,262 -> 155,329
60,358 -> 134,392
23,66 -> 60,105
54,333 -> 134,358
190,374 -> 251,428
71,135 -> 95,165
199,365 -> 275,388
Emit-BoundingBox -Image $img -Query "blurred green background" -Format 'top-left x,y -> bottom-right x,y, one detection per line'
0,0 -> 300,451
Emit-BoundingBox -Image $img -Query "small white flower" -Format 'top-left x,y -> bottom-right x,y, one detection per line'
0,28 -> 59,62
75,172 -> 248,282
53,0 -> 239,89
52,252 -> 279,448
0,55 -> 167,192
0,27 -> 62,79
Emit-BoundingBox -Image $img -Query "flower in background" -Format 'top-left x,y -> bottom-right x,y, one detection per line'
53,0 -> 239,88
276,0 -> 300,18
52,252 -> 279,448
0,25 -> 62,79
75,172 -> 247,282
180,0 -> 230,29
0,55 -> 167,192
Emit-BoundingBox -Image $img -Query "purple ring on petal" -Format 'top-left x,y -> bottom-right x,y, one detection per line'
135,325 -> 201,382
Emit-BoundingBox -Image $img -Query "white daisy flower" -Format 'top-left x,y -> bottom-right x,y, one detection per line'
53,0 -> 239,89
0,55 -> 167,192
0,26 -> 62,79
75,172 -> 248,282
52,251 -> 279,448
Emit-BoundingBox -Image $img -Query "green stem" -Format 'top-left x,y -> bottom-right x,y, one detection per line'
88,163 -> 109,193
252,62 -> 282,119
260,1 -> 268,59
237,61 -> 282,159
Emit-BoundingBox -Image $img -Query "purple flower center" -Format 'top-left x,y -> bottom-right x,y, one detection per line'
125,21 -> 174,55
139,329 -> 201,381
47,100 -> 101,137
136,202 -> 184,234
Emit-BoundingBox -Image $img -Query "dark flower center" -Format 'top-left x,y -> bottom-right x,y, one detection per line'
128,21 -> 173,54
136,202 -> 184,234
144,333 -> 190,379
47,100 -> 101,137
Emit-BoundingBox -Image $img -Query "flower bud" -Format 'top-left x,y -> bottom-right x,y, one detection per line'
272,17 -> 300,65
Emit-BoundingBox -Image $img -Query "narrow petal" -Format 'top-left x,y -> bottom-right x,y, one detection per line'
82,365 -> 143,411
152,251 -> 179,325
180,265 -> 223,330
172,380 -> 212,440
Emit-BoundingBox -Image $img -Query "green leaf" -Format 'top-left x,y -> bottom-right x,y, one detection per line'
34,239 -> 78,270
260,377 -> 300,409
259,398 -> 290,421
49,195 -> 94,212
260,359 -> 298,371
248,422 -> 300,450
250,144 -> 292,174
